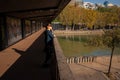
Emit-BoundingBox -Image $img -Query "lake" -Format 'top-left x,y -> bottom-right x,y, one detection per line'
57,35 -> 120,57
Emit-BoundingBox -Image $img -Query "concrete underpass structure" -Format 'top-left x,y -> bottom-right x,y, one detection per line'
0,0 -> 74,80
0,0 -> 70,50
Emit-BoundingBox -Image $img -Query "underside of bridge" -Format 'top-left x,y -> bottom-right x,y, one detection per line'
0,0 -> 71,50
0,1 -> 73,80
0,0 -> 71,23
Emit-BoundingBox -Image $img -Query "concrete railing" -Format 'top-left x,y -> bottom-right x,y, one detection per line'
53,37 -> 75,80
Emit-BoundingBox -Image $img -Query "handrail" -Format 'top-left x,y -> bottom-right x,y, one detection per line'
53,37 -> 75,80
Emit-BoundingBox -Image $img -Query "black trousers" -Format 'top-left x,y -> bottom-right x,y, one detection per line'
44,41 -> 54,63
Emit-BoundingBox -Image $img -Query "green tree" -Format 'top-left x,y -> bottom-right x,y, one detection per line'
96,6 -> 120,29
57,5 -> 82,30
86,9 -> 98,29
112,6 -> 120,27
86,29 -> 120,75
58,5 -> 74,30
103,29 -> 120,75
94,12 -> 105,29
55,4 -> 120,30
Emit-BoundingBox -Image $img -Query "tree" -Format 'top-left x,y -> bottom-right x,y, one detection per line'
85,9 -> 98,29
103,29 -> 120,75
55,4 -> 120,30
96,6 -> 120,29
85,29 -> 120,75
57,5 -> 82,30
94,12 -> 105,29
58,5 -> 74,30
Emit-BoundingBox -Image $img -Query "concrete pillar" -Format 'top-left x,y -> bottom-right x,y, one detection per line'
86,56 -> 88,62
66,58 -> 69,64
21,19 -> 25,38
78,57 -> 81,63
84,56 -> 87,63
80,57 -> 82,63
81,57 -> 83,63
82,57 -> 84,63
0,16 -> 6,50
71,57 -> 74,64
92,56 -> 94,62
89,56 -> 92,62
77,57 -> 80,64
74,57 -> 77,63
69,57 -> 72,64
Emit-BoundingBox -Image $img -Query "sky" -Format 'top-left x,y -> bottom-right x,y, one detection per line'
83,0 -> 120,6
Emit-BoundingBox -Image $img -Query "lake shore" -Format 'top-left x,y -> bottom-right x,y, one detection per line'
55,30 -> 120,80
54,30 -> 104,35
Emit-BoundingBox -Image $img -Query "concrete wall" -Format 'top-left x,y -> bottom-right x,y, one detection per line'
53,37 -> 75,80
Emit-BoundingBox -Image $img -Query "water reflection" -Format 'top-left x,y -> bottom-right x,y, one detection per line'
57,35 -> 119,57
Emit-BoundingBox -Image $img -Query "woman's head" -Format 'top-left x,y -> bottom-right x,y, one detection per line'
47,24 -> 52,30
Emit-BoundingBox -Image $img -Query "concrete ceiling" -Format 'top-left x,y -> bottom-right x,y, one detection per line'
0,0 -> 71,23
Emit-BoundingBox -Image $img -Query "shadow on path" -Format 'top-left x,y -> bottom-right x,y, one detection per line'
0,33 -> 52,80
77,64 -> 104,73
96,62 -> 120,71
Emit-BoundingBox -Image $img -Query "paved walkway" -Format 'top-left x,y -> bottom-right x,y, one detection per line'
0,28 -> 52,80
69,62 -> 120,80
69,63 -> 106,80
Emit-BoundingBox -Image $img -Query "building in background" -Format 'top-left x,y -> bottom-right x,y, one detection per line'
70,0 -> 116,9
83,2 -> 97,9
70,0 -> 97,9
103,1 -> 114,7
